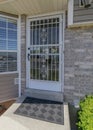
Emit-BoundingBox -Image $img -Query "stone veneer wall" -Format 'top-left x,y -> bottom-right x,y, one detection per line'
64,27 -> 93,103
21,14 -> 26,94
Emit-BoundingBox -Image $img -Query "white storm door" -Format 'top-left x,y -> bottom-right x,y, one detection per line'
28,15 -> 63,92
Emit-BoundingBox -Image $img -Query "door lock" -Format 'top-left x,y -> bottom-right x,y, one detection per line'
28,53 -> 30,61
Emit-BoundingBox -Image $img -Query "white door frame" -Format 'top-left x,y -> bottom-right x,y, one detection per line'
26,12 -> 65,92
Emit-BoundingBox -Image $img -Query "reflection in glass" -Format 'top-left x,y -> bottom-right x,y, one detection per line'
8,40 -> 17,50
31,46 -> 59,55
0,28 -> 6,39
30,55 -> 59,81
0,52 -> 17,72
0,17 -> 6,28
8,52 -> 17,61
8,52 -> 17,71
8,62 -> 17,71
30,22 -> 59,45
30,18 -> 60,81
0,52 -> 7,61
0,17 -> 17,72
8,19 -> 17,30
0,40 -> 6,50
8,30 -> 17,40
0,52 -> 7,72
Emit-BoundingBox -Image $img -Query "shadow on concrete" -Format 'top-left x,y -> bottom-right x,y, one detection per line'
69,104 -> 79,130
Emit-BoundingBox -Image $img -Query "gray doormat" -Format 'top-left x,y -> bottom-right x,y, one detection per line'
14,97 -> 64,125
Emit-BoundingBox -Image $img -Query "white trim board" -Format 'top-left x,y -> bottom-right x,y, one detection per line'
68,0 -> 74,26
0,71 -> 18,75
0,14 -> 18,20
0,0 -> 15,5
27,11 -> 65,19
18,15 -> 21,97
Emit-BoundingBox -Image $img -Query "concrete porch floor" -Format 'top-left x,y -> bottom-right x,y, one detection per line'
0,96 -> 70,130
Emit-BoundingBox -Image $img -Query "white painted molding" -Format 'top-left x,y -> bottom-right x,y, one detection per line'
18,15 -> 21,97
0,0 -> 15,4
68,0 -> 74,26
27,11 -> 65,19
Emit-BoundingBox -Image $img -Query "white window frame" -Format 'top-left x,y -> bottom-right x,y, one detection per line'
79,0 -> 84,7
0,14 -> 18,74
68,0 -> 93,26
79,0 -> 92,7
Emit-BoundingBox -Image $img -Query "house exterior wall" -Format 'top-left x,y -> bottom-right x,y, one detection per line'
0,73 -> 18,102
73,0 -> 93,23
64,27 -> 93,103
1,11 -> 93,103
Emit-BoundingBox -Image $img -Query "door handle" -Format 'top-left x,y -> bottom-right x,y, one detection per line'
28,53 -> 30,61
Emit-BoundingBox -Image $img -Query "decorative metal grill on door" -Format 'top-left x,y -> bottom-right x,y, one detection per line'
30,17 -> 60,81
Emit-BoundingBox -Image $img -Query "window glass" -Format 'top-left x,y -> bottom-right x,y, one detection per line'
0,17 -> 6,28
0,28 -> 6,39
8,19 -> 17,30
8,30 -> 17,40
0,40 -> 6,50
8,52 -> 17,61
8,51 -> 17,71
0,52 -> 7,72
8,40 -> 17,50
8,61 -> 17,71
30,18 -> 60,81
79,0 -> 92,7
0,17 -> 17,72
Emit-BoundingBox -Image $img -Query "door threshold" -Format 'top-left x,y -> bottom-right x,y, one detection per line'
25,88 -> 63,102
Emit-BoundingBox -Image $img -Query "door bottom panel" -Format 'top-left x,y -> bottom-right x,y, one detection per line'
25,88 -> 63,102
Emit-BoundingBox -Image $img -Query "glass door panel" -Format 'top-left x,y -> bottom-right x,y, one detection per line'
30,17 -> 60,82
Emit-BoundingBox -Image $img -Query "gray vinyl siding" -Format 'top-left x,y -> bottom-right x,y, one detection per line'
0,73 -> 18,102
73,0 -> 93,23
